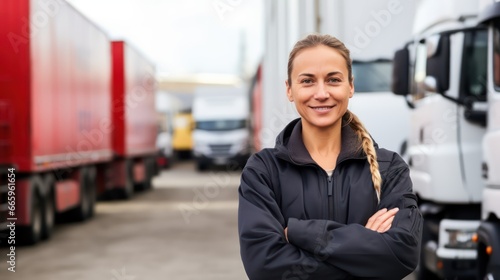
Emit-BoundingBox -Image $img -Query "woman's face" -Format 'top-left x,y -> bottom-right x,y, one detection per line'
286,45 -> 354,129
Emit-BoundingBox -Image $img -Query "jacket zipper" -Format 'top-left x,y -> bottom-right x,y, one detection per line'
327,175 -> 334,220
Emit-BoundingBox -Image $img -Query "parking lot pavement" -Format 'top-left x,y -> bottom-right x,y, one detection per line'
0,162 -> 245,280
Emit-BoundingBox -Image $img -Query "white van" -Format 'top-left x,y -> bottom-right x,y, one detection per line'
192,87 -> 250,171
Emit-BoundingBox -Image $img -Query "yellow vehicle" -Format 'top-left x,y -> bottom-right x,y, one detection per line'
172,112 -> 194,159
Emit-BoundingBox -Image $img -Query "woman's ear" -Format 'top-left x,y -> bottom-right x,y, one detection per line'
285,80 -> 294,102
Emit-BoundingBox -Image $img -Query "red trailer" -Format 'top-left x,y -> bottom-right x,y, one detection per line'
109,41 -> 158,198
0,0 -> 158,246
0,0 -> 113,244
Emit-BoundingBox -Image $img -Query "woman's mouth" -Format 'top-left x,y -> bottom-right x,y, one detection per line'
309,105 -> 335,112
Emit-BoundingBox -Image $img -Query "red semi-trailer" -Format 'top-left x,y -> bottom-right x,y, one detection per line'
0,0 -> 113,244
0,0 -> 158,245
109,41 -> 158,198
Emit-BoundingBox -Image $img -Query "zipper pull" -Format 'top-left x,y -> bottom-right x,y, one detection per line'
327,176 -> 333,196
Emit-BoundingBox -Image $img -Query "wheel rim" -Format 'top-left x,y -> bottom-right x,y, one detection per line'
81,181 -> 89,216
32,195 -> 42,237
45,195 -> 54,230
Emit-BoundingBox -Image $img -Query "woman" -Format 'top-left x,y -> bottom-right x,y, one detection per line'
238,34 -> 422,280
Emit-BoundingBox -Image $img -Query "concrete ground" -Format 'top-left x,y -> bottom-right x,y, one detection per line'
0,161 -> 415,280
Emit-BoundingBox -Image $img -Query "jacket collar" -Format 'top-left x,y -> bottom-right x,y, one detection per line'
275,118 -> 374,166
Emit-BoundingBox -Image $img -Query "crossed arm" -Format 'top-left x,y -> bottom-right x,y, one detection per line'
284,207 -> 399,242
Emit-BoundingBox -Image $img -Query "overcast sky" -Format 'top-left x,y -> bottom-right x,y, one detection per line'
67,0 -> 264,77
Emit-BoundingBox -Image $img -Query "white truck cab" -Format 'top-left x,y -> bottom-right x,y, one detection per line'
476,1 -> 500,278
192,87 -> 250,171
392,0 -> 488,278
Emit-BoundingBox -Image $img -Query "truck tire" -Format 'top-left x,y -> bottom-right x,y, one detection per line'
87,166 -> 97,218
41,174 -> 55,240
143,157 -> 155,190
120,159 -> 135,199
196,160 -> 208,171
417,218 -> 440,280
477,222 -> 500,280
70,167 -> 92,221
19,176 -> 43,244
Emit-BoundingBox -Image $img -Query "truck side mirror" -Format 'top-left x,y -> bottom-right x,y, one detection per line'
464,98 -> 487,127
392,48 -> 410,96
426,35 -> 450,93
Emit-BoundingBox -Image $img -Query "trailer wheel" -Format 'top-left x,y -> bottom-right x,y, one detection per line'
143,157 -> 155,190
19,176 -> 43,245
120,159 -> 135,199
70,168 -> 92,221
41,174 -> 55,240
87,166 -> 97,218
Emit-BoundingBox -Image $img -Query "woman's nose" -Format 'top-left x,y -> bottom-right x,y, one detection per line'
314,84 -> 329,99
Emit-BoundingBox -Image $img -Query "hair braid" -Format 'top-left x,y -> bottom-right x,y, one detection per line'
343,110 -> 382,203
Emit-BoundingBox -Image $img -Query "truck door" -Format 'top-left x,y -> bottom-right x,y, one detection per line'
408,34 -> 466,202
484,21 -> 500,186
458,28 -> 488,203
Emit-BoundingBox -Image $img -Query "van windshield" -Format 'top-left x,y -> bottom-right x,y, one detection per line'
352,60 -> 392,92
196,120 -> 246,131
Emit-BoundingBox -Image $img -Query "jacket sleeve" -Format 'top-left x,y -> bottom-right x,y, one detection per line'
286,154 -> 423,280
238,153 -> 351,280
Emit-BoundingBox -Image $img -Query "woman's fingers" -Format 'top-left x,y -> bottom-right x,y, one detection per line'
366,208 -> 399,231
378,216 -> 395,233
365,208 -> 387,229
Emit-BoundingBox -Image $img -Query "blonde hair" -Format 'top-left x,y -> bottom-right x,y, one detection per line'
287,34 -> 382,202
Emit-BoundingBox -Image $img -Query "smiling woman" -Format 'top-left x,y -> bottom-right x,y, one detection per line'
238,34 -> 423,280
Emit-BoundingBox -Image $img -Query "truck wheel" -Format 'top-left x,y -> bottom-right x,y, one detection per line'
120,159 -> 135,199
417,219 -> 440,280
19,177 -> 43,244
87,166 -> 97,218
41,174 -> 55,240
26,192 -> 43,244
143,157 -> 154,190
70,168 -> 92,221
196,160 -> 208,171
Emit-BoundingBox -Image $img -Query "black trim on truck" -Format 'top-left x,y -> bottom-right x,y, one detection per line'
477,221 -> 500,279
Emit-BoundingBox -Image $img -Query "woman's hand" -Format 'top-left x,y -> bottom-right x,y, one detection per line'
284,227 -> 289,242
365,208 -> 399,233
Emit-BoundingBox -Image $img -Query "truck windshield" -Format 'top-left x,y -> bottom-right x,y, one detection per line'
494,21 -> 500,90
196,120 -> 246,131
352,60 -> 392,92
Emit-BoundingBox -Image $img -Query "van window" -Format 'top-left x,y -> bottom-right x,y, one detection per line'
494,21 -> 500,90
460,29 -> 488,100
352,60 -> 392,92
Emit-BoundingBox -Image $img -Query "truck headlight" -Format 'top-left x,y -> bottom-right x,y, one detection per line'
444,229 -> 477,249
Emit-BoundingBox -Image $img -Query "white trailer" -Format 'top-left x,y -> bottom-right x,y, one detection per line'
392,0 -> 489,278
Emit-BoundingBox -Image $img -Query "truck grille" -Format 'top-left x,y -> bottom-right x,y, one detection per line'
209,144 -> 232,156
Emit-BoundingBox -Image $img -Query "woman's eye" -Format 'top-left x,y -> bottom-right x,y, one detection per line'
328,78 -> 341,83
301,79 -> 313,84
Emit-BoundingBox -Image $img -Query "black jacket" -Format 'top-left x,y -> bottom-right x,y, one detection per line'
238,118 -> 422,280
